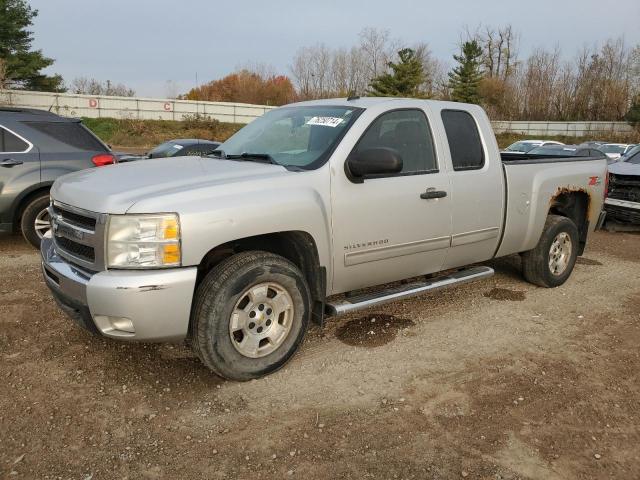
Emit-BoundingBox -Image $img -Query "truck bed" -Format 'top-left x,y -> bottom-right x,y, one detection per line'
500,152 -> 607,164
495,153 -> 607,258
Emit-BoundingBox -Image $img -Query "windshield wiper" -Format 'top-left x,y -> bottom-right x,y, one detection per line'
226,152 -> 279,165
208,149 -> 226,158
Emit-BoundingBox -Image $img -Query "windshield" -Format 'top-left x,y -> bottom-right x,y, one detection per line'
505,141 -> 541,153
148,141 -> 184,158
623,145 -> 640,158
600,144 -> 626,154
215,105 -> 363,169
626,152 -> 640,165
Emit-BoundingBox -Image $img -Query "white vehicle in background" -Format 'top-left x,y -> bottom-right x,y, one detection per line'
599,143 -> 633,161
503,139 -> 564,154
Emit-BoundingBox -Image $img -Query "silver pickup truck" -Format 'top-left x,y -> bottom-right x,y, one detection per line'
41,98 -> 607,380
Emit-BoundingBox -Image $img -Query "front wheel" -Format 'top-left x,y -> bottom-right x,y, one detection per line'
521,215 -> 579,288
191,251 -> 311,381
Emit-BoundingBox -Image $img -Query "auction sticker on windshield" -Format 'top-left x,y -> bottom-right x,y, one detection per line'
306,116 -> 344,127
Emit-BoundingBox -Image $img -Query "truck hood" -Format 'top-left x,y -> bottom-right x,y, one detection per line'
608,160 -> 640,177
51,156 -> 292,214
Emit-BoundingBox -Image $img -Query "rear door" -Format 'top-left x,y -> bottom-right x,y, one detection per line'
330,107 -> 452,294
0,123 -> 40,226
435,108 -> 505,269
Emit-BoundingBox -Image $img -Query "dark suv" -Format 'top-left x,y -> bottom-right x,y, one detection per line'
0,108 -> 116,247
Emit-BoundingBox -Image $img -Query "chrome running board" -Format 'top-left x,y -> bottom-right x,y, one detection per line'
326,266 -> 494,316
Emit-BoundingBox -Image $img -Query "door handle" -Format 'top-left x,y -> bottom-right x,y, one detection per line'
420,189 -> 447,200
1,158 -> 23,168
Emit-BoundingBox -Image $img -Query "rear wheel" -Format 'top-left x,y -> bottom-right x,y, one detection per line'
191,251 -> 311,381
521,215 -> 579,288
20,193 -> 51,249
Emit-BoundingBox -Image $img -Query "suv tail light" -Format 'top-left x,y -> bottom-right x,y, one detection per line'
92,153 -> 117,167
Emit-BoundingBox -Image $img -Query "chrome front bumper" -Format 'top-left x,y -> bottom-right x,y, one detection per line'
41,236 -> 198,342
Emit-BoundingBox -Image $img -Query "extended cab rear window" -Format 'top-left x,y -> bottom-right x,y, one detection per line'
0,125 -> 30,153
23,121 -> 106,151
441,110 -> 484,171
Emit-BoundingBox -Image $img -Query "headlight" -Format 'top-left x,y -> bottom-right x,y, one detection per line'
107,214 -> 181,268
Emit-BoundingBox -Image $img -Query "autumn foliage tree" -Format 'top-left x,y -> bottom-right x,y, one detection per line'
184,70 -> 296,106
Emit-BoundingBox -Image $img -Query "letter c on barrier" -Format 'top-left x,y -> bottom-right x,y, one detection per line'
164,102 -> 172,111
89,98 -> 98,108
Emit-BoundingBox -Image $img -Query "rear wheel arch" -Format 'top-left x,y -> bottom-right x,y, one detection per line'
548,190 -> 590,255
12,183 -> 53,227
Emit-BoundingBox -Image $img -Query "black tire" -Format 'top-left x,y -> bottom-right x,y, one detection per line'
20,193 -> 51,249
521,215 -> 579,288
191,251 -> 311,381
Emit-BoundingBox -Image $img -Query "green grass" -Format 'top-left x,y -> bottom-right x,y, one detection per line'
82,117 -> 243,149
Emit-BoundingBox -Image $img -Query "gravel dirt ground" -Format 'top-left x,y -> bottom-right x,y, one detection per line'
1,231 -> 639,480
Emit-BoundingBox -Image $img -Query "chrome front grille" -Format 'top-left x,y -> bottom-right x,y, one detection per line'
49,201 -> 107,271
51,204 -> 97,230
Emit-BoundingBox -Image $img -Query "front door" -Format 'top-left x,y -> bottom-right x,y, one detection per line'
330,108 -> 452,294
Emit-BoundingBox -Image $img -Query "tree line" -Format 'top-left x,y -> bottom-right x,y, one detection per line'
184,26 -> 640,122
2,0 -> 639,122
284,26 -> 640,122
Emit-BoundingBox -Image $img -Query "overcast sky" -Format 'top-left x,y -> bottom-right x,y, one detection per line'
29,0 -> 640,98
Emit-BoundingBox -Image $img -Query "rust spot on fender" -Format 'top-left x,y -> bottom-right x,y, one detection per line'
549,186 -> 592,220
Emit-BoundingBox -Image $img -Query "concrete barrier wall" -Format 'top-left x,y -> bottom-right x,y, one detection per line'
0,89 -> 276,124
0,89 -> 635,135
491,120 -> 634,136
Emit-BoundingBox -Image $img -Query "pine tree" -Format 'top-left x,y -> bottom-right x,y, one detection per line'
368,48 -> 424,97
448,40 -> 483,104
0,0 -> 65,91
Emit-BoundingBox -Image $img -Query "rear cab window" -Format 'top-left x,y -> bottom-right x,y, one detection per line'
441,110 -> 484,171
22,121 -> 107,152
0,125 -> 31,153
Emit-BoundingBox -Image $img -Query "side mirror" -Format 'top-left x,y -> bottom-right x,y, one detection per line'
346,147 -> 403,180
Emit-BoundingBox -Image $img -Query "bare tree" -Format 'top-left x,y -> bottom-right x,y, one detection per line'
358,27 -> 393,79
519,46 -> 561,120
70,77 -> 135,97
291,46 -> 316,99
413,42 -> 447,98
0,58 -> 7,89
480,24 -> 519,79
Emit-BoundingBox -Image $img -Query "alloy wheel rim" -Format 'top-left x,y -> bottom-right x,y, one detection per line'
229,282 -> 294,358
34,208 -> 51,239
548,232 -> 572,276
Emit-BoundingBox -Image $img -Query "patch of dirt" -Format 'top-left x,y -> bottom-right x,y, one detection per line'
589,230 -> 640,263
483,287 -> 526,301
334,314 -> 414,347
576,257 -> 603,265
1,231 -> 640,479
